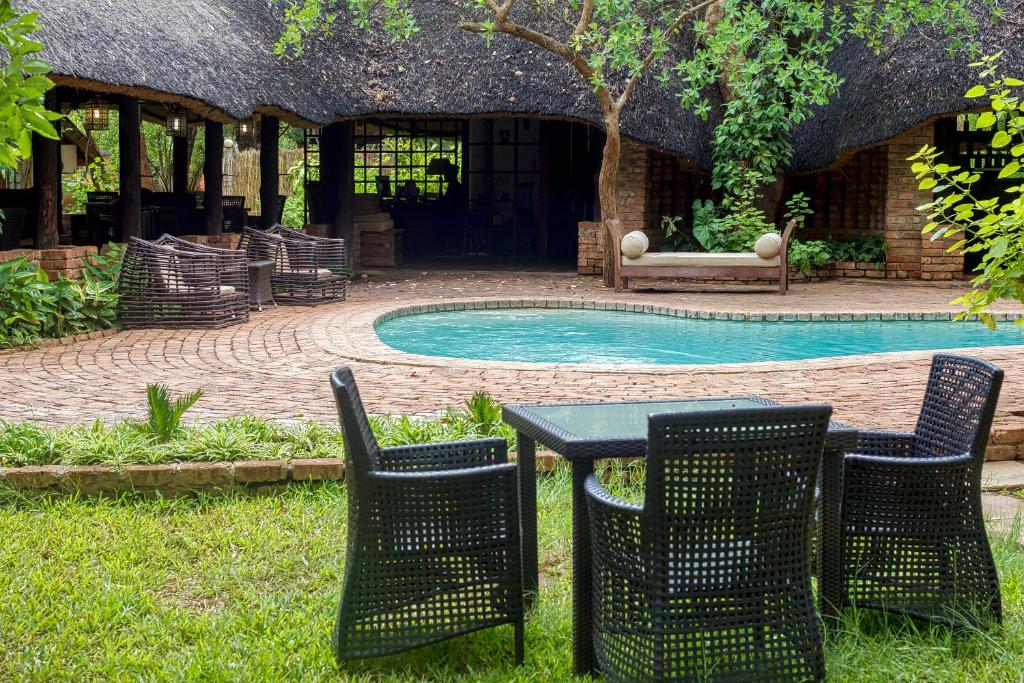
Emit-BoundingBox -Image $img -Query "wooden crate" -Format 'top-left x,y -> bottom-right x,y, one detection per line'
360,229 -> 404,267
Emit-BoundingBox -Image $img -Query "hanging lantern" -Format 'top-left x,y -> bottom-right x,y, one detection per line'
83,97 -> 110,131
166,107 -> 188,137
237,117 -> 259,149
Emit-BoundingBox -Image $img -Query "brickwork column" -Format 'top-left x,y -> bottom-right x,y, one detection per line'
577,139 -> 650,275
882,123 -> 964,279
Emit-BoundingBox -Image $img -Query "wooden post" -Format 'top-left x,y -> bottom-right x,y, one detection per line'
172,134 -> 189,194
319,122 -> 354,253
31,89 -> 60,248
118,96 -> 143,240
259,115 -> 280,230
204,121 -> 224,235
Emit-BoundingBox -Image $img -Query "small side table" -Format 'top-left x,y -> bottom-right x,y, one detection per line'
248,259 -> 275,311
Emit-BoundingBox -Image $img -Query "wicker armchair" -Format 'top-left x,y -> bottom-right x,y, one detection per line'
585,405 -> 832,683
840,353 -> 1004,627
329,367 -> 523,664
239,226 -> 346,306
119,234 -> 249,329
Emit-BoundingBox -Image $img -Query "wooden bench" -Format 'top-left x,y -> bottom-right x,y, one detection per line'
609,219 -> 796,295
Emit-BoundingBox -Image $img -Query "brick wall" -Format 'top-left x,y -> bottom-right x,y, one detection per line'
0,246 -> 100,280
577,139 -> 650,276
788,146 -> 887,242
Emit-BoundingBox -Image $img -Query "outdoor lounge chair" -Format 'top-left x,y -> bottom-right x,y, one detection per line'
119,234 -> 249,329
329,366 -> 524,663
585,405 -> 832,683
610,219 -> 796,294
238,226 -> 346,306
838,353 -> 1004,627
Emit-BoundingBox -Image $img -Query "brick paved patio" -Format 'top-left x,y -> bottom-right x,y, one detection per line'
2,271 -> 1024,453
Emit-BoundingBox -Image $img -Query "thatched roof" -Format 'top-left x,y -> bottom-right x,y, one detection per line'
24,0 -> 1024,171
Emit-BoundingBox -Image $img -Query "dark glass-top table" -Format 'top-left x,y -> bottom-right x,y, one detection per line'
503,397 -> 857,677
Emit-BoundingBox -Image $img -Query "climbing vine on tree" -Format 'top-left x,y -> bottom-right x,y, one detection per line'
276,0 -> 998,286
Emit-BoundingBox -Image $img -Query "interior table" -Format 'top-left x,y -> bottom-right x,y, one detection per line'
503,397 -> 857,677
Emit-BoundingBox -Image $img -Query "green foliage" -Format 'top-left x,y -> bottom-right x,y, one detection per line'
0,1 -> 61,172
0,391 -> 525,468
828,235 -> 887,264
0,246 -> 122,349
461,390 -> 503,437
784,192 -> 813,228
282,157 -> 307,227
662,213 -> 698,252
910,55 -> 1024,329
145,384 -> 204,443
61,155 -> 118,213
788,239 -> 833,274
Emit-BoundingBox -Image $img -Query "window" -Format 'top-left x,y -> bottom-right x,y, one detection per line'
354,120 -> 463,197
949,113 -> 1023,178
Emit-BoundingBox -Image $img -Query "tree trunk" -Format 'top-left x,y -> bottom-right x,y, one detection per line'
757,176 -> 785,226
599,115 -> 621,288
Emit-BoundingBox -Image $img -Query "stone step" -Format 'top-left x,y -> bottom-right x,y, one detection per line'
981,461 -> 1024,492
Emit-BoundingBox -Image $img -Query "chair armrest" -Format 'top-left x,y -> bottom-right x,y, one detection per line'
377,438 -> 508,472
365,463 -> 519,512
585,474 -> 647,628
853,430 -> 918,457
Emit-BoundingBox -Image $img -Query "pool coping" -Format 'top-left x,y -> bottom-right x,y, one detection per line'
319,297 -> 1024,376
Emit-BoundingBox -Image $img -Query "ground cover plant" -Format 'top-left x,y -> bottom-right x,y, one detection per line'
0,388 -> 515,467
0,461 -> 1022,681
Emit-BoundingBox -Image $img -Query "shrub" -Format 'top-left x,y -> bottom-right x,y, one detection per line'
0,244 -> 123,349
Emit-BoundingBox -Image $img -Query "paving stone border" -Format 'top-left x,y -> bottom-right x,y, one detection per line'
0,328 -> 120,356
0,453 -> 562,497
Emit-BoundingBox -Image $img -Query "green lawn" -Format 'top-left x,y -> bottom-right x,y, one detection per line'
1,467 -> 1023,682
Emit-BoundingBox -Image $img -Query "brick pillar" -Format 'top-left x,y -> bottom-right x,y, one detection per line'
577,139 -> 650,275
882,123 -> 964,279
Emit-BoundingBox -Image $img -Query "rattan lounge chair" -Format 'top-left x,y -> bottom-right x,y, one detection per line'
329,366 -> 524,664
838,353 -> 1004,627
119,234 -> 249,329
585,405 -> 832,683
239,226 -> 346,306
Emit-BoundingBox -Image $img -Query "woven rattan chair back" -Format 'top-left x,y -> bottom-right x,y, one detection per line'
629,406 -> 832,682
330,366 -> 381,481
221,196 -> 247,232
913,353 -> 1004,460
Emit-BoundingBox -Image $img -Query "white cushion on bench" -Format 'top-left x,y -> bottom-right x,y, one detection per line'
622,252 -> 780,268
755,232 -> 782,258
620,230 -> 649,259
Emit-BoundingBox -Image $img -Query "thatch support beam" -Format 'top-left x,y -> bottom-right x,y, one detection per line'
320,122 -> 354,253
172,135 -> 189,194
259,115 -> 280,229
118,95 -> 143,240
204,121 -> 224,235
31,88 -> 60,249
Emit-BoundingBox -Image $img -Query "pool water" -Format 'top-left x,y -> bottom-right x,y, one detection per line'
375,308 -> 1024,365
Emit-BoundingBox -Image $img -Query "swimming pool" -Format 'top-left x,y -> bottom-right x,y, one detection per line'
374,307 -> 1024,365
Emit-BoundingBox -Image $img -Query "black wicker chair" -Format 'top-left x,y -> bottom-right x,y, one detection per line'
119,234 -> 249,329
221,195 -> 247,233
330,367 -> 524,664
585,405 -> 833,683
239,226 -> 346,306
839,353 -> 1004,627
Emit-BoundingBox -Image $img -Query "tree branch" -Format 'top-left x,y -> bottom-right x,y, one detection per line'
459,8 -> 616,114
574,0 -> 594,38
615,0 -> 720,111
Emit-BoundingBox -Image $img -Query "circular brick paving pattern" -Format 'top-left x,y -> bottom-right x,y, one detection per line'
2,271 -> 1024,440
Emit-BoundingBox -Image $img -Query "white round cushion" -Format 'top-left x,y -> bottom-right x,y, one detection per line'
620,230 -> 650,259
754,232 -> 782,259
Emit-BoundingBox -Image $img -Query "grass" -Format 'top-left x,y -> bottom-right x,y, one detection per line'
1,462 -> 1023,682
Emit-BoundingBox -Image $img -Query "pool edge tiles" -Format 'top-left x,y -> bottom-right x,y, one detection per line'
372,301 -> 1024,368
